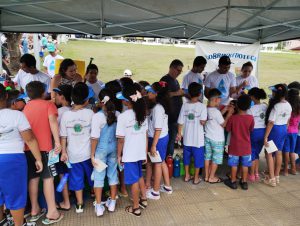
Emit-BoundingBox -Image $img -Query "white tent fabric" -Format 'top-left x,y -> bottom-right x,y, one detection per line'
1,0 -> 300,43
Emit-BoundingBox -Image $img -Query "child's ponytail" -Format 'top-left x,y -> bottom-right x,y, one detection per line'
287,88 -> 300,115
265,84 -> 288,125
99,88 -> 117,126
151,81 -> 172,116
248,87 -> 267,100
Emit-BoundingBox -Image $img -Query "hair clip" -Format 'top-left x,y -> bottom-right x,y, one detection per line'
101,96 -> 110,105
130,91 -> 142,102
159,81 -> 167,87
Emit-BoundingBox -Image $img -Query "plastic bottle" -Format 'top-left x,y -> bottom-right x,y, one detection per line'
56,173 -> 69,192
173,155 -> 180,178
180,157 -> 185,176
189,157 -> 195,176
166,155 -> 173,178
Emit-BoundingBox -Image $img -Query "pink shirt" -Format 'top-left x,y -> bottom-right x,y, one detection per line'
288,113 -> 300,134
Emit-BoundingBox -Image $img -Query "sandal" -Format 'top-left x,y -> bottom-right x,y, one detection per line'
193,178 -> 202,185
56,203 -> 71,211
184,176 -> 194,182
42,213 -> 64,225
209,178 -> 224,184
139,198 -> 148,209
263,177 -> 276,187
28,209 -> 46,222
275,176 -> 280,184
125,206 -> 141,217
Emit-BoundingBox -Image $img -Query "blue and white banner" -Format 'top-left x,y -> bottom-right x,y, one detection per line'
196,41 -> 260,77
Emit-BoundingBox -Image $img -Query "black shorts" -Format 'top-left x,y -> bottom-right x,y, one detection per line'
25,152 -> 57,180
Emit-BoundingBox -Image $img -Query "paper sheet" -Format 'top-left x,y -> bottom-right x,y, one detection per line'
94,159 -> 108,172
261,140 -> 278,154
148,151 -> 162,163
48,149 -> 59,166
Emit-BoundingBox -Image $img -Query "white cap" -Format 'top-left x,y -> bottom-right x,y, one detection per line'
123,69 -> 133,77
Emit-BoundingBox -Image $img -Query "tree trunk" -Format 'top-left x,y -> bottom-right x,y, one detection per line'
4,33 -> 22,75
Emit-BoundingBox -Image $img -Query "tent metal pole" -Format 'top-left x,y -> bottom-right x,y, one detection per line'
0,0 -> 70,7
33,34 -> 41,70
230,6 -> 300,11
226,0 -> 231,35
261,28 -> 293,41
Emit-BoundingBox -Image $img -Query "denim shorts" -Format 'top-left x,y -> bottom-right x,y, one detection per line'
228,154 -> 252,167
204,137 -> 225,165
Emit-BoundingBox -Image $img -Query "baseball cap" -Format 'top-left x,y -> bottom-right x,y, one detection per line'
145,85 -> 156,94
85,86 -> 95,101
123,69 -> 133,77
219,56 -> 232,65
53,85 -> 72,101
116,91 -> 129,101
47,43 -> 56,52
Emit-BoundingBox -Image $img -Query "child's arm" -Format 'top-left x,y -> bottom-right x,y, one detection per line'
91,139 -> 98,167
49,114 -> 61,154
264,121 -> 274,146
221,107 -> 234,128
177,124 -> 183,142
117,137 -> 125,166
21,130 -> 43,173
60,137 -> 68,162
150,129 -> 162,156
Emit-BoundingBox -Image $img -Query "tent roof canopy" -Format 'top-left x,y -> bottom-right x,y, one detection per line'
1,0 -> 300,43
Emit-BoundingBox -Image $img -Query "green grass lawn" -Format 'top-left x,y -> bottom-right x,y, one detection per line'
58,40 -> 300,89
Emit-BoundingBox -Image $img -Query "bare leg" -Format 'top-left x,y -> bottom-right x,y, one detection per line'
275,151 -> 283,177
162,161 -> 171,187
0,205 -> 3,221
255,160 -> 259,175
152,163 -> 162,192
231,166 -> 237,182
266,152 -> 275,179
204,160 -> 211,181
290,153 -> 297,173
184,165 -> 190,181
59,174 -> 70,209
110,185 -> 117,200
194,168 -> 200,181
250,161 -> 256,176
94,187 -> 103,204
145,161 -> 152,189
208,163 -> 219,182
242,166 -> 248,182
75,190 -> 83,205
138,177 -> 147,200
28,177 -> 41,216
10,209 -> 24,226
119,171 -> 128,196
43,178 -> 60,219
284,152 -> 289,175
131,182 -> 140,209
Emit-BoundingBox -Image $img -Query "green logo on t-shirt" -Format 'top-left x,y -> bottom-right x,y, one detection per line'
281,112 -> 287,118
74,124 -> 82,133
260,112 -> 265,119
188,113 -> 195,120
134,123 -> 141,131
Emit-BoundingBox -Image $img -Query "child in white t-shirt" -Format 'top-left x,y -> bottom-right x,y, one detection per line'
264,84 -> 292,187
60,82 -> 94,213
177,82 -> 207,184
145,81 -> 172,200
247,87 -> 267,182
204,88 -> 233,183
116,85 -> 148,217
85,64 -> 104,102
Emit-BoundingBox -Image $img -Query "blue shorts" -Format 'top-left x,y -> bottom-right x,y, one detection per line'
93,146 -> 118,188
124,161 -> 143,185
69,159 -> 93,191
295,136 -> 300,154
228,154 -> 252,167
0,154 -> 27,210
269,125 -> 287,151
148,135 -> 169,162
183,146 -> 205,168
282,133 -> 298,153
251,128 -> 265,160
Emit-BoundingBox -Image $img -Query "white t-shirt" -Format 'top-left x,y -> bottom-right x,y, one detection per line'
86,80 -> 104,101
177,102 -> 207,148
91,111 -> 119,139
247,103 -> 267,129
204,70 -> 236,105
13,69 -> 51,92
148,104 -> 168,138
58,106 -> 71,125
205,107 -> 225,142
0,109 -> 31,154
268,101 -> 292,125
43,54 -> 64,78
60,108 -> 94,163
236,75 -> 258,90
116,109 -> 148,162
182,71 -> 204,89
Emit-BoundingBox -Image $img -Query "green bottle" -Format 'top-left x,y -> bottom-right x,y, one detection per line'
180,158 -> 185,176
189,157 -> 195,176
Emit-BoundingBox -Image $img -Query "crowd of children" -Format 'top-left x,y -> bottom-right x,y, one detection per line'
0,56 -> 300,226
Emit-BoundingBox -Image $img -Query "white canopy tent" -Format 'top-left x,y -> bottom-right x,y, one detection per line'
1,0 -> 300,44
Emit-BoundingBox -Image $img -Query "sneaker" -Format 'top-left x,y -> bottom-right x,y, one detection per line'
75,204 -> 84,214
95,204 -> 105,217
105,198 -> 116,212
248,174 -> 255,182
224,179 -> 237,189
240,180 -> 248,190
23,222 -> 37,226
160,185 -> 173,194
255,173 -> 260,182
146,189 -> 160,200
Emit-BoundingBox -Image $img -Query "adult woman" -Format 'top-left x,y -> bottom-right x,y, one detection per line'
0,84 -> 43,226
50,59 -> 83,101
236,61 -> 258,95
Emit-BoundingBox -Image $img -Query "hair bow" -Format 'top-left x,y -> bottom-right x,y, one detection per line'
130,91 -> 142,102
159,81 -> 167,87
101,96 -> 110,105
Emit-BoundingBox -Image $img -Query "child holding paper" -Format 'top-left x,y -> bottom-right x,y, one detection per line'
247,87 -> 267,182
60,82 -> 94,213
91,89 -> 119,216
177,82 -> 207,184
145,81 -> 172,200
264,84 -> 292,187
282,88 -> 300,176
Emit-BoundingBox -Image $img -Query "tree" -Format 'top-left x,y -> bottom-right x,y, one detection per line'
3,33 -> 22,74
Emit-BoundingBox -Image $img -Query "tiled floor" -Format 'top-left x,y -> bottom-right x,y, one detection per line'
40,159 -> 300,226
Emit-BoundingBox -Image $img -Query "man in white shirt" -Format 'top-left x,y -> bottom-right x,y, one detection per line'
43,43 -> 64,78
204,56 -> 236,106
13,54 -> 51,93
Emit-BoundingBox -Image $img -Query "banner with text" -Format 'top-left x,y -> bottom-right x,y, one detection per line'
196,41 -> 260,77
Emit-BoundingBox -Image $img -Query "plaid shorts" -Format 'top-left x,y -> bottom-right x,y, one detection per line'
205,137 -> 225,165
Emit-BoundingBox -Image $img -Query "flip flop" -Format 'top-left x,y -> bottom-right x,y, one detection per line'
184,176 -> 194,182
193,178 -> 202,185
209,178 -> 224,184
28,209 -> 46,222
56,203 -> 71,211
42,213 -> 64,225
